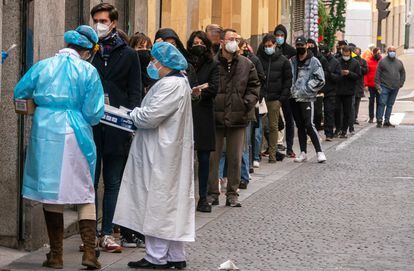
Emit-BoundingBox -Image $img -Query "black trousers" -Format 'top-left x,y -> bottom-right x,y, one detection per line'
281,99 -> 295,152
368,87 -> 380,120
290,99 -> 322,153
313,96 -> 324,131
335,95 -> 353,134
323,95 -> 336,138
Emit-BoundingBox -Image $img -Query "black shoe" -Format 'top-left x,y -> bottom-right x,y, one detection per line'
333,131 -> 340,138
249,167 -> 254,173
196,197 -> 212,213
128,258 -> 169,269
168,261 -> 187,269
368,118 -> 374,123
276,151 -> 285,161
376,121 -> 383,128
383,122 -> 395,128
238,182 -> 248,189
354,120 -> 359,125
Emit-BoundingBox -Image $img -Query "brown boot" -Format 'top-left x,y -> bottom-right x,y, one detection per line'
42,209 -> 64,269
79,220 -> 101,270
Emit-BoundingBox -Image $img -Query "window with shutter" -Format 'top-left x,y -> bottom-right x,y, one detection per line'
292,0 -> 305,36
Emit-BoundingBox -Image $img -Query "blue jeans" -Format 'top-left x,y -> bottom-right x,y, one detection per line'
94,154 -> 127,236
376,85 -> 399,122
254,115 -> 263,162
219,152 -> 227,179
241,125 -> 252,183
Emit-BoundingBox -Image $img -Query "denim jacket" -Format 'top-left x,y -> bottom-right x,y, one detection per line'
290,54 -> 325,102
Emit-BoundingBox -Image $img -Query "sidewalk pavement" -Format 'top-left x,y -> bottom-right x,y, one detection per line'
2,122 -> 369,270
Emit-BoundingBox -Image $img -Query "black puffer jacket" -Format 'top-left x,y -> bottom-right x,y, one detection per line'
337,57 -> 361,96
155,28 -> 198,87
257,47 -> 292,102
322,53 -> 341,97
273,24 -> 296,59
354,55 -> 368,97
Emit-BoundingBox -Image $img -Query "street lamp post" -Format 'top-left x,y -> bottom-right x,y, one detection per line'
376,0 -> 391,49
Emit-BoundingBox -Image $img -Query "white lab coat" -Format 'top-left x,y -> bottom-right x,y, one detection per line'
113,74 -> 195,242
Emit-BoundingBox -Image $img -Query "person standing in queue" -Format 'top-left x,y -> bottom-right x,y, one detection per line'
257,33 -> 292,163
90,2 -> 142,253
207,29 -> 260,207
290,36 -> 326,163
113,42 -> 194,270
273,24 -> 296,158
364,48 -> 382,123
187,31 -> 219,213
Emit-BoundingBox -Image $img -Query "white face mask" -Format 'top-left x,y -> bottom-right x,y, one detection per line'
94,22 -> 111,38
225,40 -> 239,54
342,56 -> 351,61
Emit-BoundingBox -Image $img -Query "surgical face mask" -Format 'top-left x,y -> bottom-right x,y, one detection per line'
276,37 -> 285,45
225,40 -> 239,54
342,56 -> 351,61
388,51 -> 396,58
94,22 -> 112,38
264,46 -> 275,56
147,61 -> 161,80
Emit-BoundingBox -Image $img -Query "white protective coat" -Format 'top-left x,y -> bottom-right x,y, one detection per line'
113,75 -> 195,242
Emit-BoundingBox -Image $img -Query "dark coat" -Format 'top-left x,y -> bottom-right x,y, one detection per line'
214,52 -> 260,128
192,59 -> 219,151
273,24 -> 297,59
354,55 -> 368,97
246,53 -> 266,100
154,28 -> 198,87
322,54 -> 341,97
257,47 -> 292,102
337,57 -> 361,96
92,34 -> 142,156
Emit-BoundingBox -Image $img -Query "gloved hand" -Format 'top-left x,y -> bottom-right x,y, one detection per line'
1,50 -> 8,64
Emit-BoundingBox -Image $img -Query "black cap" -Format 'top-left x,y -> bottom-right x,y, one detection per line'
295,36 -> 307,45
319,45 -> 329,54
338,40 -> 348,46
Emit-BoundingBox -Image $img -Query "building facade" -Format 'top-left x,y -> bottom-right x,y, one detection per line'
0,0 -> 300,251
345,0 -> 406,51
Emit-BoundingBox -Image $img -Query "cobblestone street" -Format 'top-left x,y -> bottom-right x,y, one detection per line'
186,125 -> 414,270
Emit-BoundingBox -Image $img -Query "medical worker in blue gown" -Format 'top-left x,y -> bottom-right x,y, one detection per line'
13,25 -> 104,270
113,42 -> 195,270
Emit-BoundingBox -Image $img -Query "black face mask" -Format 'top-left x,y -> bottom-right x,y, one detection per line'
137,50 -> 151,66
190,45 -> 207,57
242,50 -> 250,57
297,47 -> 307,55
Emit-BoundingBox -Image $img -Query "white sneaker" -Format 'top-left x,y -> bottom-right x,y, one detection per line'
294,152 -> 307,163
100,235 -> 123,253
317,152 -> 327,163
253,161 -> 260,168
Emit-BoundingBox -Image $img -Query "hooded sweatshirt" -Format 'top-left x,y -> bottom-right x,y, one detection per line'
155,28 -> 198,87
273,25 -> 296,59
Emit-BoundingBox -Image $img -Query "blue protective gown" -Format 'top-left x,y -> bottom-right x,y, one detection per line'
14,48 -> 104,202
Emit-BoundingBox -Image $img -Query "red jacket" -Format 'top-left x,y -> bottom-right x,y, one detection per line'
364,55 -> 381,87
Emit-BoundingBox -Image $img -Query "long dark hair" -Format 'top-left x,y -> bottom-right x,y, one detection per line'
187,31 -> 213,65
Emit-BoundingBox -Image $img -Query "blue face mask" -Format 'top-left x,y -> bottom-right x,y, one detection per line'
276,37 -> 285,45
264,46 -> 275,55
388,51 -> 396,59
147,61 -> 161,80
